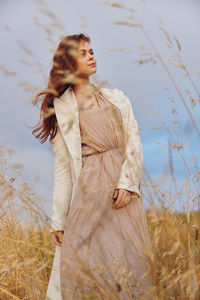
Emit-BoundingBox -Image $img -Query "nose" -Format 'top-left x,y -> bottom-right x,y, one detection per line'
88,51 -> 94,59
88,55 -> 95,64
89,53 -> 94,60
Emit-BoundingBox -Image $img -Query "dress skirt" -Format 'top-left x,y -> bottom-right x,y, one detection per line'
60,89 -> 154,299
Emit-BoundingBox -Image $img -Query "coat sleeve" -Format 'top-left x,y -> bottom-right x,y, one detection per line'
115,90 -> 143,197
49,126 -> 73,233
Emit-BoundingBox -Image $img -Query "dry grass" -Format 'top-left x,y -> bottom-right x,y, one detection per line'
0,144 -> 199,299
1,1 -> 200,299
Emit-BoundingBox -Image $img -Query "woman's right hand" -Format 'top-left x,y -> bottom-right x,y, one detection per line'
50,230 -> 64,246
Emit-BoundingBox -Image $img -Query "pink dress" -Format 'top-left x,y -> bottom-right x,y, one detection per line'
60,89 -> 154,299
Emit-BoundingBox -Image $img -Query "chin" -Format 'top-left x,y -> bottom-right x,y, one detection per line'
90,69 -> 97,75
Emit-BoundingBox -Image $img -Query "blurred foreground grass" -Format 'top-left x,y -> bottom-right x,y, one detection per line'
0,145 -> 199,300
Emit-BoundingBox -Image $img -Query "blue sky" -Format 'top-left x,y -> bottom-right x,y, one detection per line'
0,0 -> 199,220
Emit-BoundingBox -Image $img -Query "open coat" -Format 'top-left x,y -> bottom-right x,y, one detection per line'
45,85 -> 143,300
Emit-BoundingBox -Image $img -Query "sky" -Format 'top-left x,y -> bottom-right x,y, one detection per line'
0,0 -> 200,223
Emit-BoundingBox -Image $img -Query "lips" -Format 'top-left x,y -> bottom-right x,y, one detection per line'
88,62 -> 96,66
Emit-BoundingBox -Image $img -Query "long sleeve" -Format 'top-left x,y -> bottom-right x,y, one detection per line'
115,90 -> 143,197
49,126 -> 73,233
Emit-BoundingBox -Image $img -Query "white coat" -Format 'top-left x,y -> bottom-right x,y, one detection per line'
45,85 -> 143,300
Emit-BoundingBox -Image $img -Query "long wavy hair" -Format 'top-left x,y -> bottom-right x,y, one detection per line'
31,33 -> 90,144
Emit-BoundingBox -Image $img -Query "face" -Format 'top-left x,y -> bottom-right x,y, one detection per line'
75,40 -> 97,78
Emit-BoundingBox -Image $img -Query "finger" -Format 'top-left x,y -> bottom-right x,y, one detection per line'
114,192 -> 131,208
120,196 -> 131,208
52,233 -> 62,246
113,189 -> 124,207
112,193 -> 121,207
126,193 -> 134,204
118,196 -> 129,208
119,190 -> 129,206
113,193 -> 126,208
112,189 -> 119,206
55,237 -> 62,246
51,235 -> 59,246
113,189 -> 118,199
57,232 -> 64,242
125,197 -> 131,206
120,200 -> 129,208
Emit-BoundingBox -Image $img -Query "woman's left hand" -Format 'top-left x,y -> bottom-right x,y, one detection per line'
112,188 -> 138,209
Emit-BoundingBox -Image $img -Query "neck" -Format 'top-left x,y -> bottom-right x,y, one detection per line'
73,78 -> 95,98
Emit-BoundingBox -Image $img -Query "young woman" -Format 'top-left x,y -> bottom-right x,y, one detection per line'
33,33 -> 154,300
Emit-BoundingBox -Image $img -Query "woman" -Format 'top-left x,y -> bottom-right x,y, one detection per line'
32,33 -> 154,300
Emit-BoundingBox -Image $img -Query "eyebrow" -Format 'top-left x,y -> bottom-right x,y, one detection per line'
79,48 -> 93,52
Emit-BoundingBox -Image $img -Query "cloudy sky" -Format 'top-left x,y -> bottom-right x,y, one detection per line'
1,0 -> 199,221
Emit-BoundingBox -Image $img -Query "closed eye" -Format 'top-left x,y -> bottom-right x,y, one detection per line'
80,49 -> 94,55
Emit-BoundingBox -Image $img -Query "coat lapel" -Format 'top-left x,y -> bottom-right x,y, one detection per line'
53,86 -> 82,160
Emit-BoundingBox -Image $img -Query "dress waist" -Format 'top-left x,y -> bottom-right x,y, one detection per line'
82,145 -> 123,158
